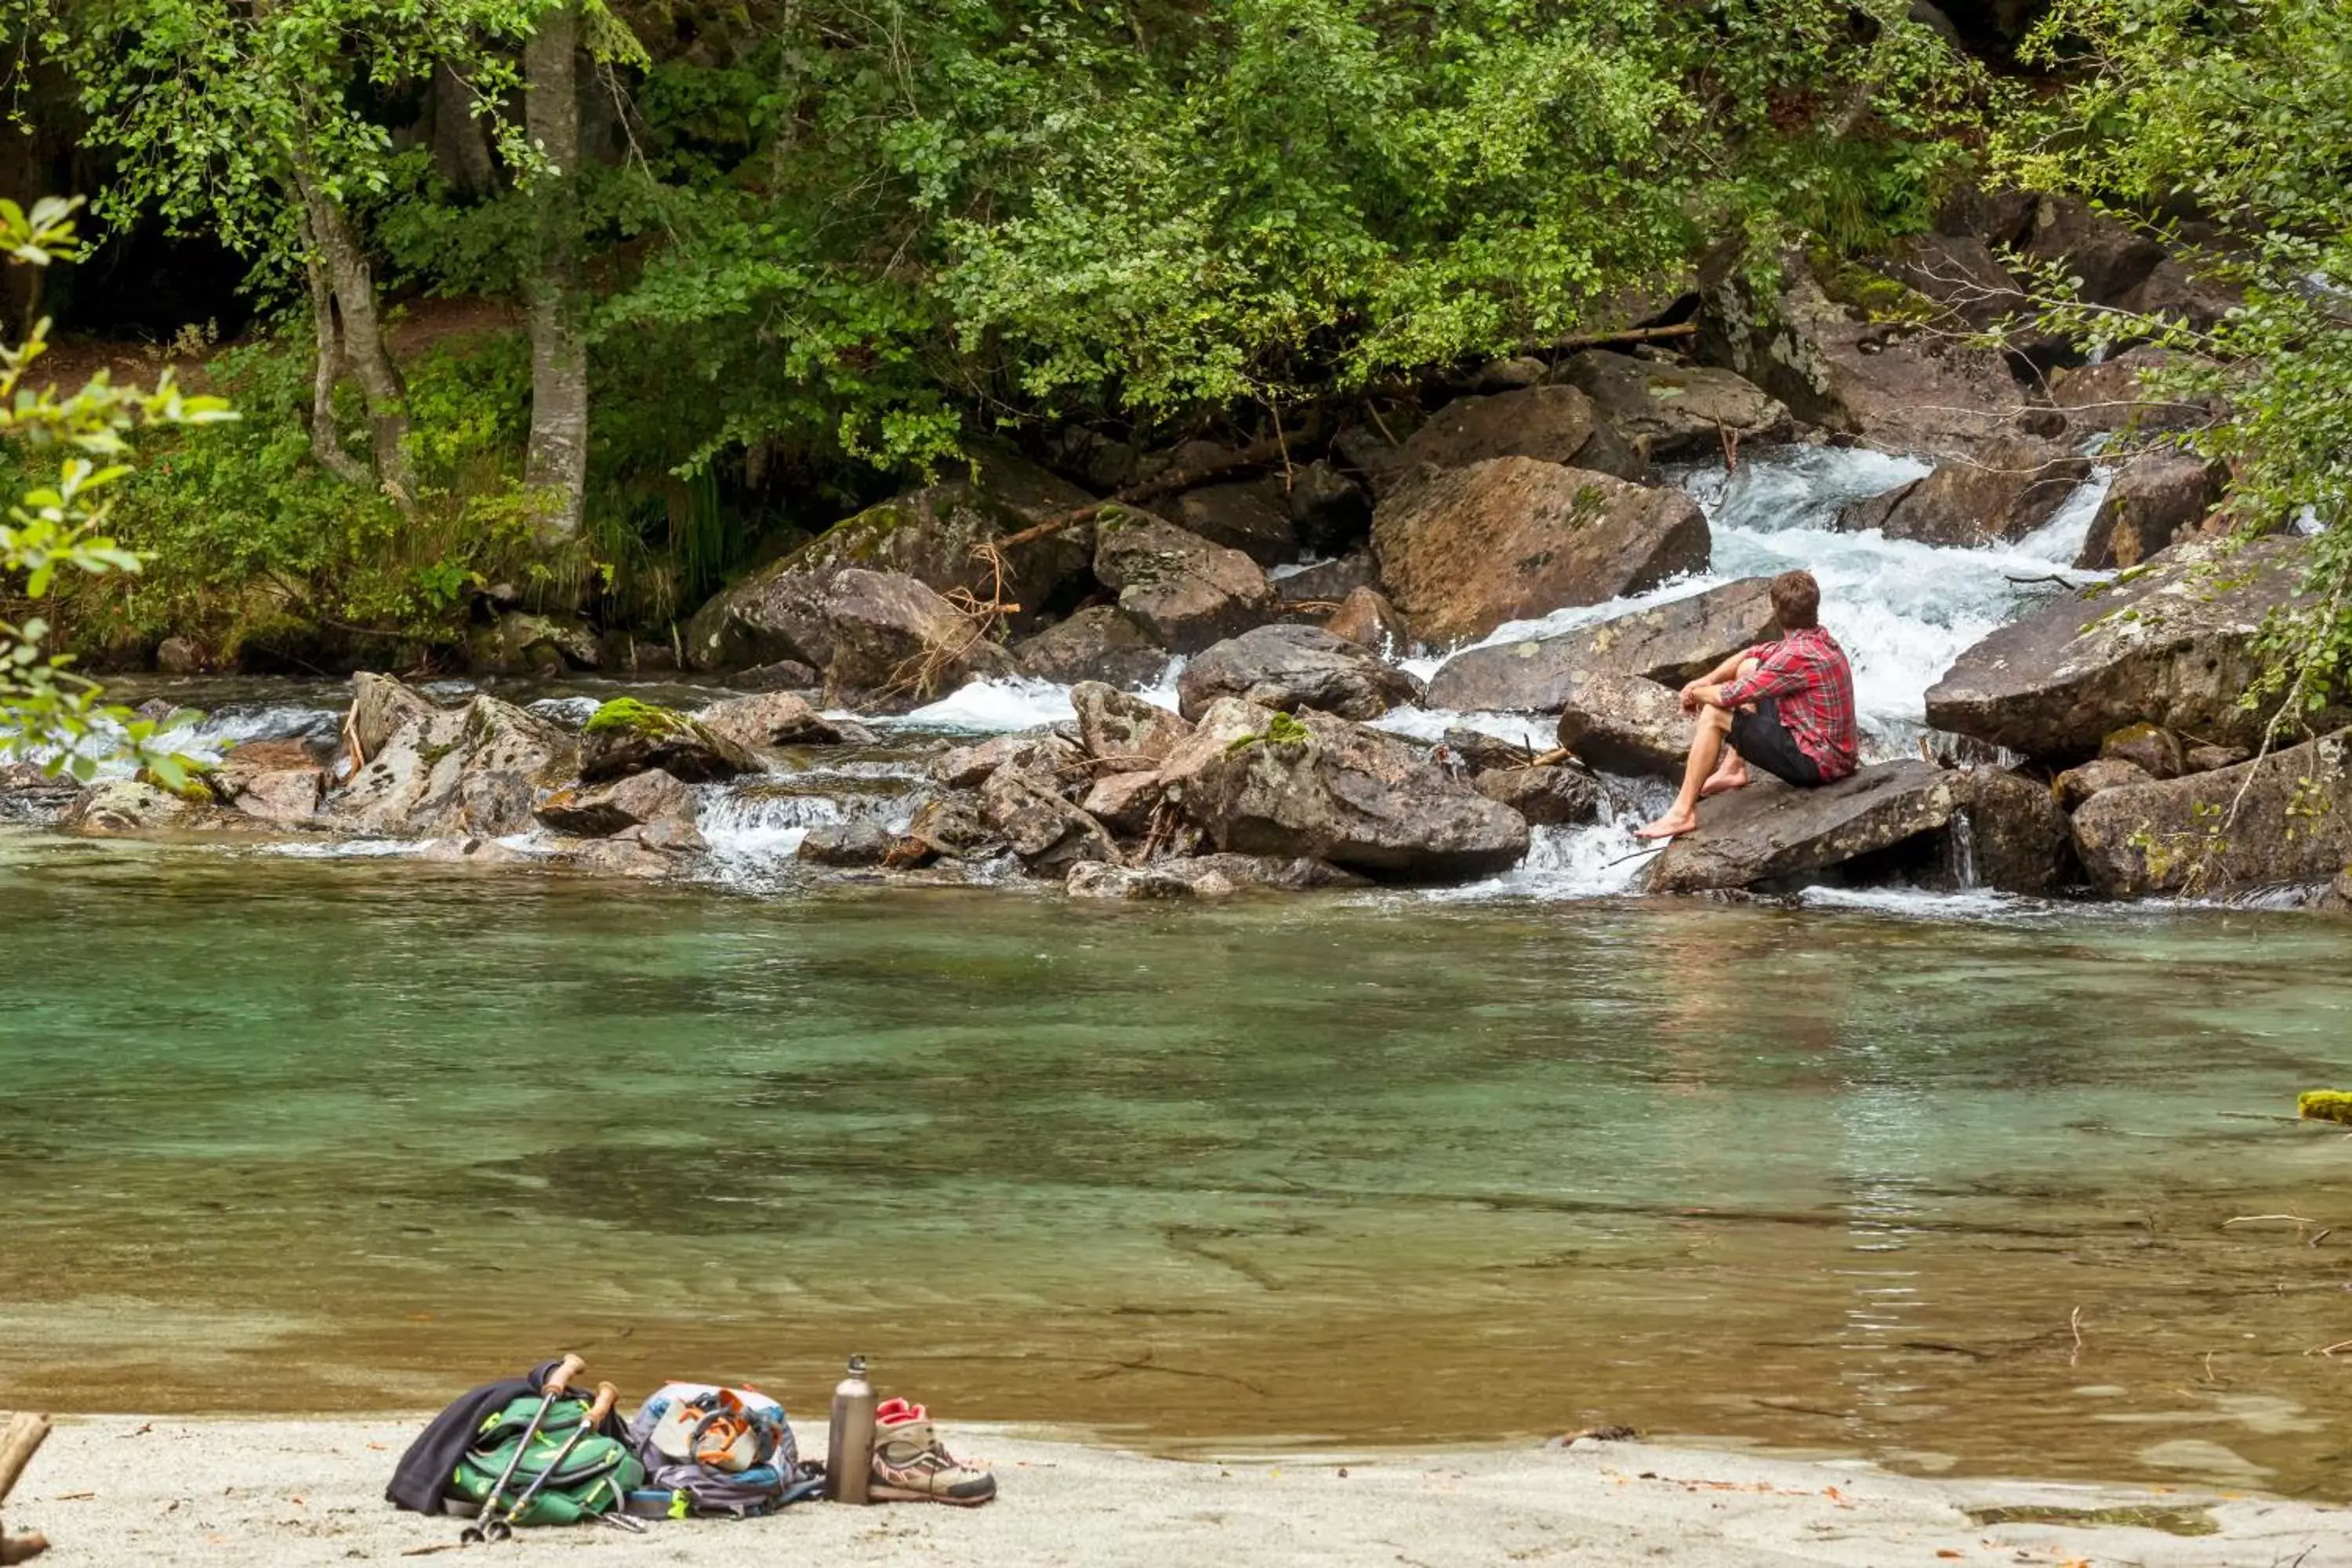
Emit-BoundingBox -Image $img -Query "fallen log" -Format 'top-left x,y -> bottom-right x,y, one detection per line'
0,1410 -> 53,1564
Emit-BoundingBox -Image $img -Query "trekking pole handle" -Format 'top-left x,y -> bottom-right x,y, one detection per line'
587,1382 -> 619,1425
544,1353 -> 589,1396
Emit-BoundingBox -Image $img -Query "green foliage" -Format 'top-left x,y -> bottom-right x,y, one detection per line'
1994,0 -> 2352,732
1,195 -> 230,782
583,695 -> 681,736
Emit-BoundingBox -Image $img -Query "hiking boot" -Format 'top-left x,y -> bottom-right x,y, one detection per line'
869,1399 -> 996,1506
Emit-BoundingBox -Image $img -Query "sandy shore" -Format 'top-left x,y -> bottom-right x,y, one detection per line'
4,1416 -> 2346,1567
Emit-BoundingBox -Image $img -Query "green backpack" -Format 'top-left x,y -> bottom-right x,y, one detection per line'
448,1392 -> 646,1526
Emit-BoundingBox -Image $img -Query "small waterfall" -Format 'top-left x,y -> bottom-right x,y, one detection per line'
1945,808 -> 1980,889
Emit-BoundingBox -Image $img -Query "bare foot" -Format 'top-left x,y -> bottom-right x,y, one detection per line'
1699,763 -> 1750,799
1633,810 -> 1697,840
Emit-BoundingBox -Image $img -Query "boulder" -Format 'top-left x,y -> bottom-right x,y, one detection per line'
155,635 -> 203,675
680,449 -> 1094,670
1559,352 -> 1793,461
2074,453 -> 2226,570
1472,764 -> 1603,826
2115,257 -> 2240,333
695,691 -> 848,751
1323,586 -> 1412,655
2184,742 -> 2250,775
980,765 -> 1120,871
468,612 -> 600,676
349,671 -> 437,762
1272,551 -> 1377,605
2050,347 -> 2214,434
1372,459 -> 1711,646
1389,385 -> 1645,488
735,658 -> 822,692
1155,481 -> 1298,567
2100,721 -> 2186,780
225,764 -> 325,825
1697,249 -> 2027,455
797,821 -> 894,867
580,699 -> 759,783
1156,699 -> 1530,881
1842,434 -> 2091,546
64,778 -> 218,836
1093,508 -> 1276,654
2071,730 -> 2352,898
1924,537 -> 2344,760
534,768 -> 695,838
1646,762 -> 2065,895
1426,579 -> 1778,710
2053,756 -> 2154,811
2020,196 -> 2165,303
1871,233 -> 2029,330
1285,462 -> 1372,554
2323,867 -> 2352,915
1080,770 -> 1163,833
822,567 -> 1014,703
330,689 -> 579,839
1167,852 -> 1371,891
1174,625 -> 1423,722
1553,668 -> 1693,779
1065,862 -> 1201,900
1071,684 -> 1192,768
931,729 -> 1081,789
888,796 -> 1000,865
1011,607 -> 1171,688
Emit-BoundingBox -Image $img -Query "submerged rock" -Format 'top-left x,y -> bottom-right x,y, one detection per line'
535,768 -> 695,838
2071,729 -> 2352,898
1065,862 -> 1200,901
1156,698 -> 1530,881
581,698 -> 758,783
64,778 -> 222,837
1372,459 -> 1711,646
1425,579 -> 1776,710
1175,625 -> 1423,722
797,821 -> 894,867
1925,537 -> 2344,760
1646,761 -> 2064,895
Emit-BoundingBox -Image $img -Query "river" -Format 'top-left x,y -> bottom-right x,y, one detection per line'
8,446 -> 2352,1497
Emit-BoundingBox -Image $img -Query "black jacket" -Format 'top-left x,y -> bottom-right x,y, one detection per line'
386,1359 -> 622,1515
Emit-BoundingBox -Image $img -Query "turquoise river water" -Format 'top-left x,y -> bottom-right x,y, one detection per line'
6,828 -> 2352,1496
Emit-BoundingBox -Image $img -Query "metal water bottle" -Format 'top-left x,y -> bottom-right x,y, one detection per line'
824,1354 -> 877,1503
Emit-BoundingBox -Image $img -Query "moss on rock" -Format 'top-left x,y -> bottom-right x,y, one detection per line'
585,697 -> 689,739
2299,1090 -> 2352,1125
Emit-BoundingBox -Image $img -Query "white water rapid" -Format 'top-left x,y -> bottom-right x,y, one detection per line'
128,443 -> 2111,903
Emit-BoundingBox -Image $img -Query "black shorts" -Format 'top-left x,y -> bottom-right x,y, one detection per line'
1730,698 -> 1826,786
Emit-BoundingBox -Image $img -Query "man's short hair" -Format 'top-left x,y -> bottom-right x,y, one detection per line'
1770,570 -> 1820,631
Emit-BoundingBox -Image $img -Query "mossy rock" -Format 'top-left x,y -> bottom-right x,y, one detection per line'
1808,246 -> 1939,325
2299,1090 -> 2352,1125
585,697 -> 692,739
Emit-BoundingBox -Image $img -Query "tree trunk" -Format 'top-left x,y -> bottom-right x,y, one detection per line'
303,254 -> 371,486
290,162 -> 418,510
523,1 -> 588,546
432,62 -> 499,198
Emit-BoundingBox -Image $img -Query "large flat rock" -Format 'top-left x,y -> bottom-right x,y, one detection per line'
1646,761 -> 2063,895
1925,537 -> 2340,760
1427,580 -> 1777,710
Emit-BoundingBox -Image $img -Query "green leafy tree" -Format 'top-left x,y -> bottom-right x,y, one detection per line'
0,196 -> 232,782
1995,0 -> 2352,728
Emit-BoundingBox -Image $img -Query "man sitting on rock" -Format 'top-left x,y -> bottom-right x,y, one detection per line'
1635,569 -> 1858,840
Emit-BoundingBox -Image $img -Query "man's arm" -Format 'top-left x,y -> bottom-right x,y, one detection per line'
1679,648 -> 1762,711
1702,649 -> 1805,711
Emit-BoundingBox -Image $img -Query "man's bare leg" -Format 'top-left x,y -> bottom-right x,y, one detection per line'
1635,702 -> 1733,839
1700,746 -> 1750,797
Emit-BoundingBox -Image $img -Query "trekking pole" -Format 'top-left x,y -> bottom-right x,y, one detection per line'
481,1382 -> 619,1543
459,1354 -> 586,1546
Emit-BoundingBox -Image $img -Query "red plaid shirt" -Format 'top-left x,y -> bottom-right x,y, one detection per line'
1718,626 -> 1858,781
